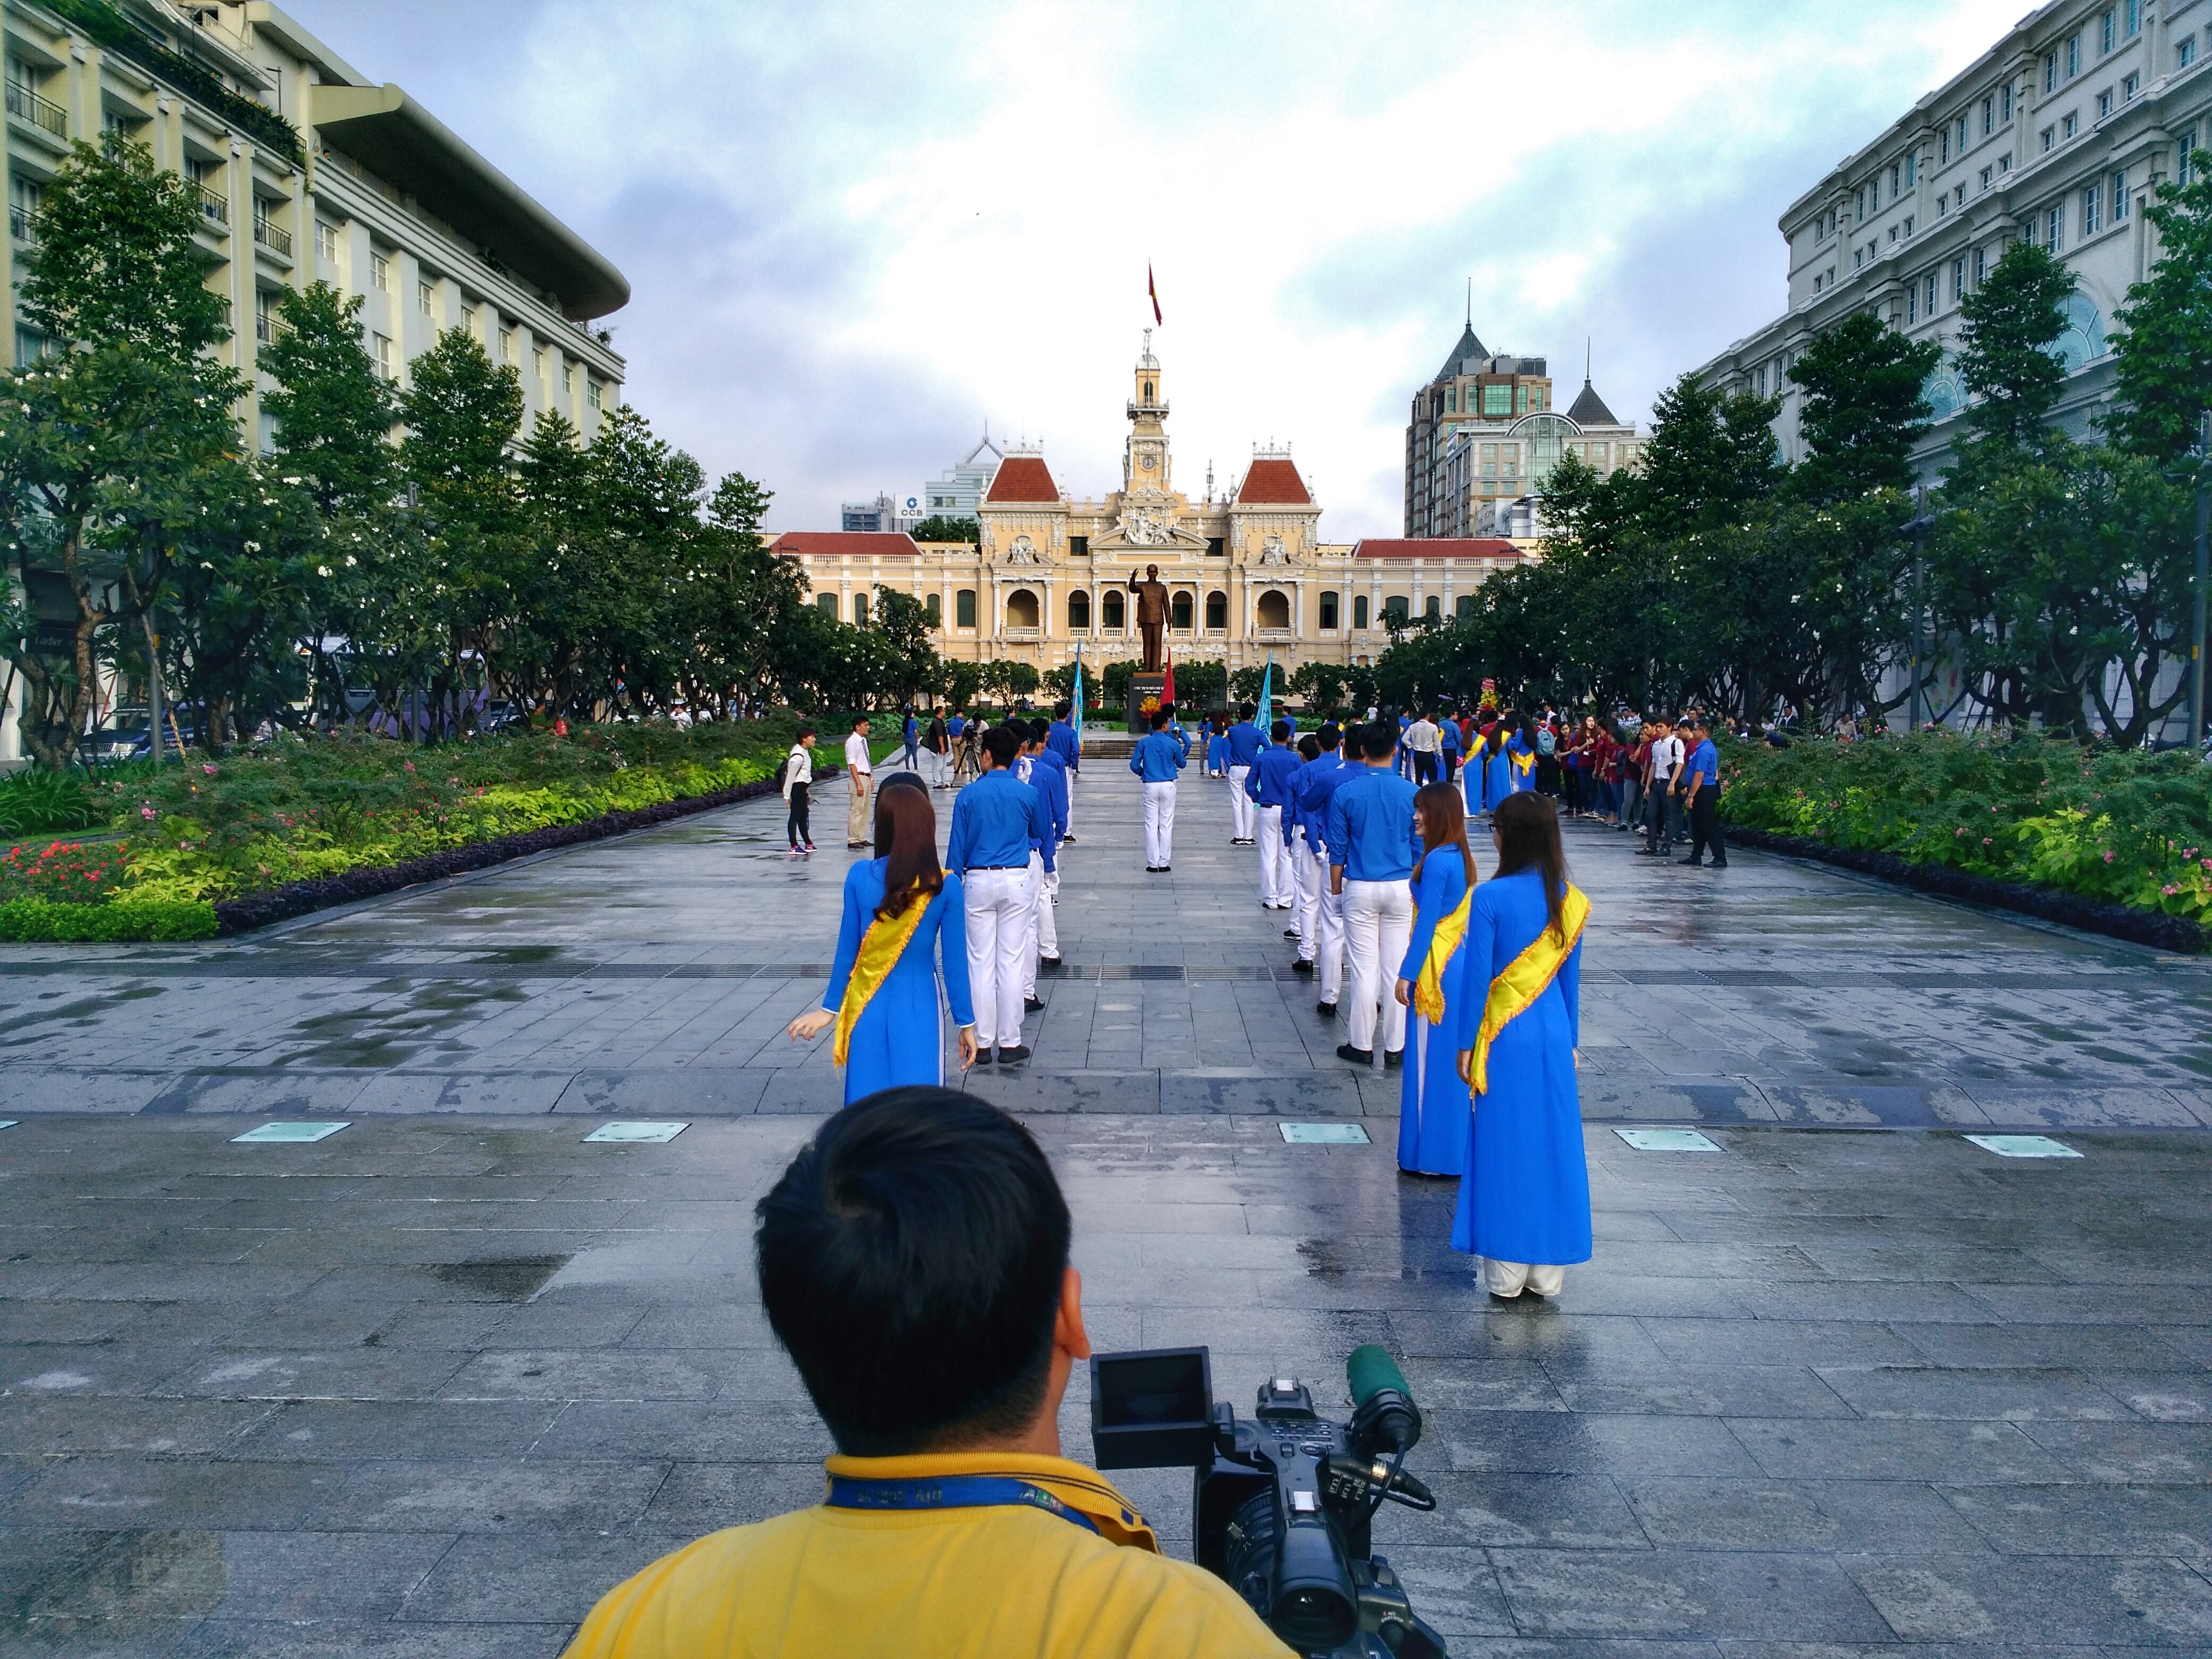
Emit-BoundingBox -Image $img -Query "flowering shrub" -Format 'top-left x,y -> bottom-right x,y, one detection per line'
1719,732 -> 2212,923
0,840 -> 134,902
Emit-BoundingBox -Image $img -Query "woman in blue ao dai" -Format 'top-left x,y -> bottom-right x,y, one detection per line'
1481,709 -> 1517,813
1393,783 -> 1476,1176
1452,791 -> 1592,1300
786,776 -> 977,1102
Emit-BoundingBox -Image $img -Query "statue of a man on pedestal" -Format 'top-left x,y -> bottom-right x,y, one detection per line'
1126,565 -> 1170,672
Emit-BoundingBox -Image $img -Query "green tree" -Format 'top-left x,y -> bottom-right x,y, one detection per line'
2109,141 -> 2212,463
911,514 -> 978,544
0,139 -> 244,768
261,281 -> 400,515
1171,655 -> 1226,712
1956,242 -> 2075,451
1287,659 -> 1346,717
1787,311 -> 1941,504
939,658 -> 983,710
870,586 -> 943,705
1632,375 -> 1784,535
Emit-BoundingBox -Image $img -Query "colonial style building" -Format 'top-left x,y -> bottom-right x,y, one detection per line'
773,337 -> 1537,676
1695,0 -> 2212,469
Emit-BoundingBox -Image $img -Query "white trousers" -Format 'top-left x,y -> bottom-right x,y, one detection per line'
1143,782 -> 1177,867
1314,868 -> 1346,1004
1023,850 -> 1059,995
1062,773 -> 1075,835
1294,842 -> 1323,962
1342,877 -> 1413,1056
1228,766 -> 1254,839
962,866 -> 1034,1049
1484,1260 -> 1566,1297
927,749 -> 947,787
1256,806 -> 1291,905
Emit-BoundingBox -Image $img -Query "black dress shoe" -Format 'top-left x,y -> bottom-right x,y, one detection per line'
995,1044 -> 1030,1064
1383,1049 -> 1403,1069
1060,833 -> 1076,843
1335,1042 -> 1373,1065
973,1046 -> 995,1065
1316,1001 -> 1337,1017
1709,860 -> 1728,869
1145,865 -> 1162,873
1291,959 -> 1314,975
1284,928 -> 1301,939
1160,865 -> 1170,872
1675,856 -> 1703,865
1024,996 -> 1045,1012
1041,956 -> 1061,967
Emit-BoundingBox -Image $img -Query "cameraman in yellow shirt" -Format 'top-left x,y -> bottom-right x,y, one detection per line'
562,1087 -> 1292,1659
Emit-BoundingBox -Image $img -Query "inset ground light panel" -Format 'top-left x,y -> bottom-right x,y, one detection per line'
0,1120 -> 16,1131
231,1121 -> 350,1144
583,1120 -> 690,1144
1279,1122 -> 1370,1145
1965,1134 -> 2081,1159
1614,1127 -> 1724,1153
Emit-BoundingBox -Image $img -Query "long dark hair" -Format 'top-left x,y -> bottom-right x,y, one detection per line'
872,775 -> 944,920
1412,782 -> 1474,890
1492,791 -> 1569,941
1487,709 -> 1517,757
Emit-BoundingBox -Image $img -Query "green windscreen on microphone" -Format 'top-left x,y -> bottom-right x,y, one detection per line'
1346,1343 -> 1412,1412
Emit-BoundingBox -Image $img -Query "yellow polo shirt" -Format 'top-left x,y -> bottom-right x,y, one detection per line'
562,1451 -> 1293,1659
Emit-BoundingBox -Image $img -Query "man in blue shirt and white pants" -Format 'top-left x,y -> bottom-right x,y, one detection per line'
946,725 -> 1055,1064
1245,719 -> 1301,910
1224,704 -> 1262,845
1018,719 -> 1069,1004
1046,700 -> 1081,842
1292,725 -> 1355,1011
1130,707 -> 1187,872
1325,723 -> 1422,1068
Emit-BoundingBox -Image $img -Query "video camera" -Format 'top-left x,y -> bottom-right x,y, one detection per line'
1090,1344 -> 1447,1658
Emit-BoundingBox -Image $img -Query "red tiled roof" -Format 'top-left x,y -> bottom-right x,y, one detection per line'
1352,538 -> 1519,559
984,455 -> 1059,502
768,532 -> 917,559
1237,457 -> 1311,505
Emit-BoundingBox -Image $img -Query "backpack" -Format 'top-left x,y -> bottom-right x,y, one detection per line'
1536,726 -> 1555,756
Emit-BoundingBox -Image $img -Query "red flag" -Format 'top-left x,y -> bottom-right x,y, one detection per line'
1147,263 -> 1162,326
1161,648 -> 1175,709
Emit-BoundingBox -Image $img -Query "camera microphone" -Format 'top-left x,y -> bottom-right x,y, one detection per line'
1344,1344 -> 1421,1457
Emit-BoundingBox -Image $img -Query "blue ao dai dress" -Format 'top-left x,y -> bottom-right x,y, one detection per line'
1396,849 -> 1474,1176
1482,742 -> 1512,812
1449,870 -> 1592,1267
821,860 -> 976,1105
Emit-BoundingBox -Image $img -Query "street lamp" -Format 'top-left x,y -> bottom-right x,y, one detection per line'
1901,485 -> 1939,734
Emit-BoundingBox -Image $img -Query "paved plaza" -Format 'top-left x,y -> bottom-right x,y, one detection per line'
3,761 -> 2211,1654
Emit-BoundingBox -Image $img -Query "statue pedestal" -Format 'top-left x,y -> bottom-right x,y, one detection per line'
1126,673 -> 1167,734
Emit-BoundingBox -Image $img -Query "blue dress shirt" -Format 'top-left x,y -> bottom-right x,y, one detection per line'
1688,738 -> 1719,786
1047,719 -> 1080,774
1129,731 -> 1187,783
1026,749 -> 1069,840
1326,766 -> 1422,882
1245,743 -> 1303,807
1295,754 -> 1356,854
946,768 -> 1055,873
1225,722 -> 1264,767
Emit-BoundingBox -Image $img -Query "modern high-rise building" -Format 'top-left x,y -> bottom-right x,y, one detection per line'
2,0 -> 629,442
917,431 -> 1004,521
1695,0 -> 2211,467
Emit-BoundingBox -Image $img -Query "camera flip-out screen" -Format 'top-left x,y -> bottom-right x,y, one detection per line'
1090,1347 -> 1215,1470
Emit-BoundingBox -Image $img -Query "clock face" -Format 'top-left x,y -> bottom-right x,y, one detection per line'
1138,452 -> 1157,471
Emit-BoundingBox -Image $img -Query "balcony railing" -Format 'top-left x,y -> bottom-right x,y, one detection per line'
253,215 -> 291,257
6,79 -> 67,139
9,206 -> 33,243
197,186 -> 228,228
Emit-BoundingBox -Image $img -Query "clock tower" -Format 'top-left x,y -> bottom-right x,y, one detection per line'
1123,331 -> 1172,497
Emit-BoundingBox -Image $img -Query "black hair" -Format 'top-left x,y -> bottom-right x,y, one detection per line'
795,722 -> 816,741
1271,718 -> 1292,742
1298,734 -> 1320,761
1053,701 -> 1071,719
1360,723 -> 1395,760
1318,723 -> 1341,751
1493,791 -> 1570,942
981,725 -> 1020,768
1028,718 -> 1051,743
1149,707 -> 1171,731
756,1088 -> 1070,1456
1237,702 -> 1255,720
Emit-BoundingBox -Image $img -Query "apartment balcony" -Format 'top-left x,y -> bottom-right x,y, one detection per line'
197,187 -> 229,230
253,216 -> 293,259
9,206 -> 33,244
6,80 -> 68,143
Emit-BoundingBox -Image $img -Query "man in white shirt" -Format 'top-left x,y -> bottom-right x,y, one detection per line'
1404,711 -> 1440,785
843,717 -> 874,848
1640,719 -> 1680,856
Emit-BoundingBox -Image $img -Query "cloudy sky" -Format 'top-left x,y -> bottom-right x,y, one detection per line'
284,0 -> 2029,538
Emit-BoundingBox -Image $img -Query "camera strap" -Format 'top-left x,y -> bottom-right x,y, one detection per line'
825,1475 -> 1102,1536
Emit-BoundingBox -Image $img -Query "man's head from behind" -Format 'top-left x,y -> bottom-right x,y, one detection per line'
756,1088 -> 1080,1457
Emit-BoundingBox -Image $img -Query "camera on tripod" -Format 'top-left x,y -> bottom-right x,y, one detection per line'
1090,1343 -> 1447,1658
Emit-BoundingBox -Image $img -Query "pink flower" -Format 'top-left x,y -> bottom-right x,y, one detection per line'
404,761 -> 415,773
2164,884 -> 2182,896
2101,850 -> 2115,863
202,763 -> 217,776
139,806 -> 155,820
1982,836 -> 1993,845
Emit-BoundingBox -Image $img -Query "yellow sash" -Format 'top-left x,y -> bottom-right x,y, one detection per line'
831,888 -> 933,1066
1512,748 -> 1536,777
1468,884 -> 1589,1095
1410,890 -> 1471,1027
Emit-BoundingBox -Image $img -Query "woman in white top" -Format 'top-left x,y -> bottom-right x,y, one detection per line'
783,724 -> 817,854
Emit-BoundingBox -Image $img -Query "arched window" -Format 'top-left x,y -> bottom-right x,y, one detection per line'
1319,591 -> 1340,630
1170,590 -> 1194,631
853,592 -> 870,626
1204,590 -> 1228,630
1422,596 -> 1442,623
955,589 -> 977,627
1144,379 -> 1154,401
1384,594 -> 1411,624
1068,590 -> 1091,630
1103,590 -> 1126,630
817,592 -> 838,616
1455,593 -> 1474,620
1256,589 -> 1291,630
925,592 -> 942,624
1004,589 -> 1039,629
1353,594 -> 1370,629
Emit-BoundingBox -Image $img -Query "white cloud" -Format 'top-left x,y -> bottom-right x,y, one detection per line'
286,0 -> 2034,536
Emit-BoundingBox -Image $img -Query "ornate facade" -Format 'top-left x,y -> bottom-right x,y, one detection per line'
773,338 -> 1537,675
